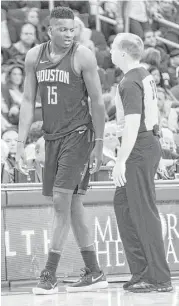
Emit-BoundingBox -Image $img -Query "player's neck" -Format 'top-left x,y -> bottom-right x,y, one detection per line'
122,62 -> 140,74
50,41 -> 72,56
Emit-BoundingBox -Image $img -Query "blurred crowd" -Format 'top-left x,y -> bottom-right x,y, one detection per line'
1,0 -> 179,183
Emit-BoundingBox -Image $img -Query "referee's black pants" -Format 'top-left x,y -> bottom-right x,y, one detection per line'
113,132 -> 171,284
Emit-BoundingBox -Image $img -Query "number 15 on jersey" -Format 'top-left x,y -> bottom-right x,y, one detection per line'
47,86 -> 58,104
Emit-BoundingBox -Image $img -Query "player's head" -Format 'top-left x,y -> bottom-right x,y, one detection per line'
49,6 -> 75,49
111,33 -> 144,70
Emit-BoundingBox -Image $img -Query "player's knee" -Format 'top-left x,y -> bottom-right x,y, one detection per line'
53,192 -> 72,214
71,194 -> 84,214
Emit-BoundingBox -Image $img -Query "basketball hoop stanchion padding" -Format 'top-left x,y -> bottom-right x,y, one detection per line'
1,180 -> 179,285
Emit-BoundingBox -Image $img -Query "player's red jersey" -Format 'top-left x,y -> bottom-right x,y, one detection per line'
35,41 -> 93,139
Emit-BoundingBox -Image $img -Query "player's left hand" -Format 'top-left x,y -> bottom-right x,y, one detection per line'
89,142 -> 103,174
112,160 -> 126,187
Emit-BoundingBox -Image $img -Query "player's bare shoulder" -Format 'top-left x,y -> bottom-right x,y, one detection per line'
25,44 -> 42,68
75,44 -> 97,73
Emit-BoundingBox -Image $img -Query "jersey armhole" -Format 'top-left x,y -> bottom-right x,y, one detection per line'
34,43 -> 47,72
71,42 -> 82,78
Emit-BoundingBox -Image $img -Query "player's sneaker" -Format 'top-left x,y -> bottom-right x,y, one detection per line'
66,267 -> 108,293
32,269 -> 58,295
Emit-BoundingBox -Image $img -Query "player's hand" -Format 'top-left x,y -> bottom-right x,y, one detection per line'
15,142 -> 29,176
89,141 -> 103,174
112,160 -> 126,187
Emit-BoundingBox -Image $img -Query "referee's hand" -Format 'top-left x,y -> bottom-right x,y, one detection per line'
89,142 -> 103,174
15,142 -> 29,176
112,160 -> 126,187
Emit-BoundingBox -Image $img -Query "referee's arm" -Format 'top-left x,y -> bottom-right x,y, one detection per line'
117,82 -> 142,163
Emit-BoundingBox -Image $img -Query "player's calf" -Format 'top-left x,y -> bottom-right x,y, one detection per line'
32,250 -> 60,295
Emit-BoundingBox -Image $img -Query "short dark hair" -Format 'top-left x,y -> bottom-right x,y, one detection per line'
50,6 -> 74,20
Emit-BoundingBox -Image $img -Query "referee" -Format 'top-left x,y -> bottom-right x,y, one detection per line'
111,33 -> 172,293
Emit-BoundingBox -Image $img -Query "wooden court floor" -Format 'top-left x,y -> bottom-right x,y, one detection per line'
1,280 -> 179,306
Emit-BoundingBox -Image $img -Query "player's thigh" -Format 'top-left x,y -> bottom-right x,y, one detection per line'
71,194 -> 85,213
43,139 -> 62,197
54,129 -> 94,191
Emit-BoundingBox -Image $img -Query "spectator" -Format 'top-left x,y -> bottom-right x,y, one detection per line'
34,136 -> 45,182
2,128 -> 18,161
103,121 -> 119,167
148,66 -> 165,88
25,8 -> 45,43
100,2 -> 117,42
153,1 -> 179,53
88,15 -> 107,51
168,49 -> 179,87
1,93 -> 12,133
157,87 -> 179,134
1,139 -> 9,164
160,124 -> 177,154
24,143 -> 36,171
143,29 -> 169,73
1,9 -> 12,48
25,8 -> 39,26
171,85 -> 179,100
1,139 -> 12,183
1,1 -> 41,11
2,128 -> 18,182
156,156 -> 178,180
67,1 -> 91,14
35,136 -> 45,167
27,121 -> 43,145
149,65 -> 179,110
1,114 -> 12,134
5,64 -> 24,125
6,23 -> 38,63
122,0 -> 150,40
141,47 -> 161,69
74,16 -> 95,53
1,48 -> 10,85
103,92 -> 116,121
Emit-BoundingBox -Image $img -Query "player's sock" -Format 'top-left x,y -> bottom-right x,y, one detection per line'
45,250 -> 61,274
80,245 -> 100,273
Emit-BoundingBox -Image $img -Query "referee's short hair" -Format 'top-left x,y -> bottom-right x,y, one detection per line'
114,33 -> 144,61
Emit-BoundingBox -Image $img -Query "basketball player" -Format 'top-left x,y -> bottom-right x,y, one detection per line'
15,7 -> 108,294
111,33 -> 173,293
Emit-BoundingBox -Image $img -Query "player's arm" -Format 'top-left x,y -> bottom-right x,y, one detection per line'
79,46 -> 105,141
18,47 -> 39,144
117,82 -> 142,163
